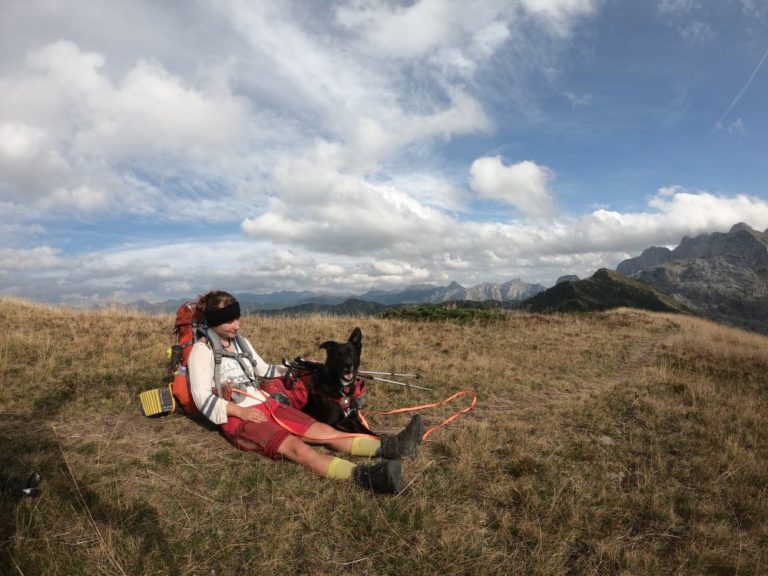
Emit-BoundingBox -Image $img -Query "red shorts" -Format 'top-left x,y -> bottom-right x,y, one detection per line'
220,400 -> 316,460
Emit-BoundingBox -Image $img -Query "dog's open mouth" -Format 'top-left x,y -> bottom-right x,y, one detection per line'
341,368 -> 355,384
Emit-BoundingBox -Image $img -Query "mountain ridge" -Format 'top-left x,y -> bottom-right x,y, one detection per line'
130,278 -> 546,313
522,268 -> 688,315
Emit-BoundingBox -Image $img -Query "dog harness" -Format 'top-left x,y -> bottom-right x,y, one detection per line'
262,367 -> 367,418
309,377 -> 367,418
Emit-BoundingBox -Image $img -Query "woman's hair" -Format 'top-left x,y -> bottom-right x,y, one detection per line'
197,290 -> 237,316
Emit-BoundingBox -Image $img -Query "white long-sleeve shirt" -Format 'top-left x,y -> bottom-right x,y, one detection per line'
188,336 -> 287,425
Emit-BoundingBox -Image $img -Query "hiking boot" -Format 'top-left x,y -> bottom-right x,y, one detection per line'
354,460 -> 402,494
379,414 -> 424,460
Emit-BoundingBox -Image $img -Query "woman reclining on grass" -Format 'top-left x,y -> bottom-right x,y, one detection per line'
188,290 -> 423,494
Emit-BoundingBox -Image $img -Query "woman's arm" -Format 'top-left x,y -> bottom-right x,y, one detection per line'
225,402 -> 267,423
188,341 -> 229,424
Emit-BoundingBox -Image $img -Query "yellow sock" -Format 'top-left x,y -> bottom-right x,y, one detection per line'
326,457 -> 356,480
350,436 -> 381,457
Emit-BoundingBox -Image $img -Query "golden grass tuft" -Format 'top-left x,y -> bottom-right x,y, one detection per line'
1,298 -> 766,575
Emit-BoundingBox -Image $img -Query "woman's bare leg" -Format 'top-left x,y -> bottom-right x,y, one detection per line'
275,435 -> 336,476
300,422 -> 363,453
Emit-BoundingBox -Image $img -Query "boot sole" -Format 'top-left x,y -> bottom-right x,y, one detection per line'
383,460 -> 403,494
398,415 -> 425,459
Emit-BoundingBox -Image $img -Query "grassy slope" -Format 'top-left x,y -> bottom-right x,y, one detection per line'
1,298 -> 766,575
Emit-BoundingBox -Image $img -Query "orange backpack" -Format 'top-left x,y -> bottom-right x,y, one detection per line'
169,301 -> 202,415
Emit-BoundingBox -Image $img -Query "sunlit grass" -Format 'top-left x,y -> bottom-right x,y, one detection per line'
1,297 -> 766,574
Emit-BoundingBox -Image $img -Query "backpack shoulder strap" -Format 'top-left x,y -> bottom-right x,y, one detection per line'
202,328 -> 225,398
234,334 -> 255,362
232,334 -> 257,384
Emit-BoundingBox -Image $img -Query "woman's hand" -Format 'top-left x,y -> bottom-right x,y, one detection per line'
227,402 -> 267,423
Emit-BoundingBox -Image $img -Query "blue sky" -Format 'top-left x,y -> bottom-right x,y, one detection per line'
1,0 -> 767,305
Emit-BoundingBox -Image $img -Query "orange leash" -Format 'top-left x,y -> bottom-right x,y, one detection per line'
232,388 -> 377,442
363,390 -> 477,440
232,387 -> 477,442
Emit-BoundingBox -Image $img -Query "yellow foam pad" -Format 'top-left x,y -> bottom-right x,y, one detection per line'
140,385 -> 176,416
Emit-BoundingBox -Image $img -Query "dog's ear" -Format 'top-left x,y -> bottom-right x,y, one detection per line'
348,327 -> 362,348
319,340 -> 335,351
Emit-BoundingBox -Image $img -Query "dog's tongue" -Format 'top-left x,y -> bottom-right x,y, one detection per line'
343,370 -> 354,382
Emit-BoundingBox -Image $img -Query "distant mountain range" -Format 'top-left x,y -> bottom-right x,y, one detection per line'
518,222 -> 768,335
128,223 -> 768,334
359,279 -> 545,306
615,223 -> 768,334
130,278 -> 546,315
253,298 -> 389,317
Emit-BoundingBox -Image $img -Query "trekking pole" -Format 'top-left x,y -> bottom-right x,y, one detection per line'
285,357 -> 323,369
359,374 -> 432,392
359,370 -> 421,380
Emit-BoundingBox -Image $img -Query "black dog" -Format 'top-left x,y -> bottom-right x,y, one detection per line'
302,327 -> 373,434
266,327 -> 424,459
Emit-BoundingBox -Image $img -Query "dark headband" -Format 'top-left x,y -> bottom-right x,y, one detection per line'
205,301 -> 241,326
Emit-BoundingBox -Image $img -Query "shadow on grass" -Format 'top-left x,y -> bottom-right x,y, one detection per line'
0,389 -> 181,576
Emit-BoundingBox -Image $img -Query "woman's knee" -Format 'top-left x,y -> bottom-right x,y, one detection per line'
305,421 -> 336,440
276,435 -> 312,462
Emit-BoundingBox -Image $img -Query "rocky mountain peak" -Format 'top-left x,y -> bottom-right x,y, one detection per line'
616,246 -> 673,276
556,274 -> 580,284
615,222 -> 768,335
730,222 -> 754,234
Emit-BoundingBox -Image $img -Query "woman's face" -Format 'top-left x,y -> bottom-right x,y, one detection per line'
213,317 -> 240,341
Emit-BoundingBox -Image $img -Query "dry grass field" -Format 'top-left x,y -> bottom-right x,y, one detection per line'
1,297 -> 767,575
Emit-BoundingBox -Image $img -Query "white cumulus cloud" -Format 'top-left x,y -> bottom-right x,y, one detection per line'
0,40 -> 254,216
469,156 -> 558,217
241,141 -> 453,255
